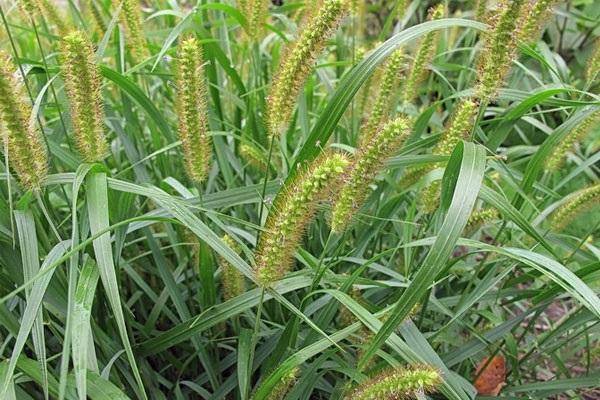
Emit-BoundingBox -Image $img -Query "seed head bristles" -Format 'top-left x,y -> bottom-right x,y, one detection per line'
551,183 -> 600,232
396,0 -> 408,19
402,4 -> 445,104
433,98 -> 480,156
345,365 -> 441,400
255,153 -> 349,286
587,38 -> 600,82
245,0 -> 269,41
518,0 -> 557,44
466,208 -> 499,233
360,48 -> 405,145
475,0 -> 488,21
546,110 -> 600,171
474,0 -> 525,103
399,165 -> 430,190
218,235 -> 246,301
175,37 -> 211,183
261,368 -> 299,400
62,31 -> 108,163
418,179 -> 441,214
331,117 -> 411,233
266,0 -> 348,137
86,0 -> 107,35
0,51 -> 48,191
18,0 -> 37,15
240,143 -> 269,172
120,0 -> 148,61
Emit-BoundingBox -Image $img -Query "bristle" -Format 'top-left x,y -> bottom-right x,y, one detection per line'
551,184 -> 600,232
218,235 -> 246,301
546,111 -> 600,171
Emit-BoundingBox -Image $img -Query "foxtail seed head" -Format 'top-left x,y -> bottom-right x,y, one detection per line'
244,0 -> 269,41
518,0 -> 557,44
551,184 -> 600,232
466,208 -> 499,233
218,235 -> 246,301
240,143 -> 269,172
120,0 -> 148,61
433,98 -> 479,156
175,37 -> 211,183
402,4 -> 445,104
62,31 -> 107,162
332,117 -> 411,233
266,0 -> 348,136
361,48 -> 405,145
267,368 -> 299,400
255,153 -> 349,286
475,0 -> 488,21
546,110 -> 600,171
345,365 -> 441,400
587,38 -> 600,82
475,0 -> 525,102
18,0 -> 37,15
39,0 -> 70,35
0,51 -> 48,190
418,179 -> 441,214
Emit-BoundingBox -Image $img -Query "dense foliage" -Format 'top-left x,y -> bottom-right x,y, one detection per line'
0,0 -> 599,399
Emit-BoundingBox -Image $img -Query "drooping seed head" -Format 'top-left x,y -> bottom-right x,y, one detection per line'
546,110 -> 600,171
361,48 -> 405,145
332,117 -> 411,232
475,0 -> 525,102
267,0 -> 348,136
175,37 -> 211,183
0,51 -> 48,191
466,207 -> 499,233
61,30 -> 108,162
255,153 -> 349,286
120,0 -> 148,61
551,184 -> 600,232
433,98 -> 479,156
218,235 -> 246,301
518,0 -> 557,44
345,365 -> 441,400
402,3 -> 445,104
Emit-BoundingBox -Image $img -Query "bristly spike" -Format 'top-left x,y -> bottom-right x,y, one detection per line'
518,0 -> 557,44
475,0 -> 526,103
175,37 -> 212,183
266,0 -> 348,136
433,98 -> 480,156
587,38 -> 600,82
0,51 -> 48,191
332,117 -> 412,233
345,365 -> 441,400
245,0 -> 269,41
255,153 -> 349,286
38,0 -> 69,35
546,111 -> 600,171
218,235 -> 246,301
361,48 -> 405,144
120,0 -> 148,61
61,30 -> 108,163
402,3 -> 445,104
552,184 -> 600,232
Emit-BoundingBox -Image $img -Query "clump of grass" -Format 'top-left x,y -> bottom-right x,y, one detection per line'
61,30 -> 107,162
0,51 -> 48,190
255,153 -> 349,286
266,0 -> 347,136
175,37 -> 211,183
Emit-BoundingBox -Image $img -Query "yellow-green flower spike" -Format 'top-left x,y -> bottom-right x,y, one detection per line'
62,31 -> 108,162
240,143 -> 270,173
266,368 -> 299,400
245,0 -> 269,41
552,184 -> 600,232
519,0 -> 557,44
175,37 -> 211,183
267,0 -> 347,136
475,0 -> 525,103
587,38 -> 600,82
345,365 -> 441,400
36,0 -> 69,35
120,0 -> 148,61
466,207 -> 499,232
86,0 -> 107,35
396,0 -> 408,19
402,4 -> 445,104
361,48 -> 404,144
218,235 -> 246,301
475,0 -> 488,21
332,117 -> 411,233
418,179 -> 441,214
546,111 -> 600,171
255,153 -> 349,286
0,51 -> 48,191
433,98 -> 480,156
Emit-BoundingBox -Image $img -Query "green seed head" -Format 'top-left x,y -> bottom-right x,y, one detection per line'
0,51 -> 48,191
268,368 -> 299,400
519,0 -> 557,44
175,37 -> 211,183
120,0 -> 148,61
434,98 -> 479,156
552,184 -> 600,232
62,30 -> 108,163
546,110 -> 600,171
332,117 -> 411,233
466,207 -> 499,233
402,3 -> 445,104
418,179 -> 441,214
38,0 -> 70,35
240,143 -> 269,172
244,0 -> 269,41
346,365 -> 441,400
475,0 -> 525,102
587,38 -> 600,82
475,0 -> 488,21
361,48 -> 405,145
218,235 -> 246,301
267,0 -> 348,136
255,153 -> 349,286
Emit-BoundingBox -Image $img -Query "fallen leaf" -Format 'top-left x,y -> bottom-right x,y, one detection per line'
473,355 -> 506,396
